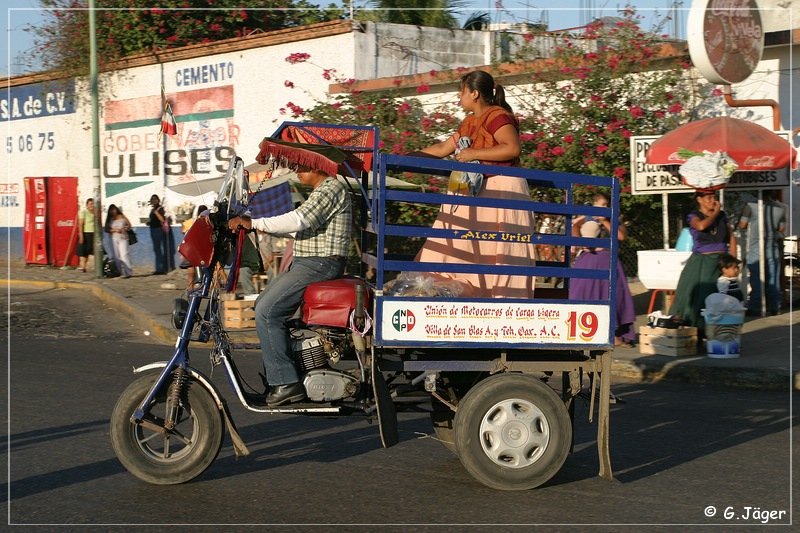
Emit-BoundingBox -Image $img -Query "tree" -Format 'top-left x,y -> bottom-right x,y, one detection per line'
461,11 -> 489,30
512,9 -> 699,263
21,0 -> 343,76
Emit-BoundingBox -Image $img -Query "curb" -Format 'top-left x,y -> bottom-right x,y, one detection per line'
611,357 -> 791,391
7,279 -> 176,345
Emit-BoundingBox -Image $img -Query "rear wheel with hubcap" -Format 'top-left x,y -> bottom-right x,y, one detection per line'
454,373 -> 571,490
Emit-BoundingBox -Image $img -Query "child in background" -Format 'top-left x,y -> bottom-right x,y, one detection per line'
716,253 -> 744,302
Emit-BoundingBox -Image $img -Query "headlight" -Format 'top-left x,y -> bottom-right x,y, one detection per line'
172,298 -> 190,330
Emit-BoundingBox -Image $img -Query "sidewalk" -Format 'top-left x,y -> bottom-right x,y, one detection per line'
6,260 -> 797,390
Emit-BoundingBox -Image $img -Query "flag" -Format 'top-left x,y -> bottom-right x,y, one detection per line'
159,87 -> 177,136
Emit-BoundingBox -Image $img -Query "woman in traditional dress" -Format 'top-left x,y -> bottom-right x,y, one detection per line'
669,189 -> 736,329
413,70 -> 536,299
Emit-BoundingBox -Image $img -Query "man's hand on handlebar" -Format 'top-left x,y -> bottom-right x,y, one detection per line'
227,216 -> 253,232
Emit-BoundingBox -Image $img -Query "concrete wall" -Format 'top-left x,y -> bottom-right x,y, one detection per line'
354,22 -> 489,79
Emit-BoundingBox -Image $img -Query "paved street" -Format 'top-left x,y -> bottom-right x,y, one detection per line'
4,286 -> 794,528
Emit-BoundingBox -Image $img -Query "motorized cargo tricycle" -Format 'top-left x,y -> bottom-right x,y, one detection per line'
110,122 -> 620,490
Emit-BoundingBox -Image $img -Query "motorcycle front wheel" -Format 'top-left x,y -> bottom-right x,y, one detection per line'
110,372 -> 224,485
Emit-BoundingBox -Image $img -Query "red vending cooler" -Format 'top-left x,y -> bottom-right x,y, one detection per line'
23,176 -> 79,267
46,177 -> 79,267
23,177 -> 48,265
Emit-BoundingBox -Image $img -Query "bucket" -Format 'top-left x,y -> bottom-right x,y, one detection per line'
703,310 -> 745,359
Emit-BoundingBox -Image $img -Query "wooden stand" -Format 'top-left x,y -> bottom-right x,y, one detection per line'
638,325 -> 697,356
222,299 -> 256,329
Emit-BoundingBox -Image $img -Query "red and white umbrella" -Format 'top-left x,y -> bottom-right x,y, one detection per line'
645,116 -> 797,171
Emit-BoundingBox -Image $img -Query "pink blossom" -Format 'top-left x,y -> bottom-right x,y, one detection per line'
393,79 -> 402,86
322,69 -> 334,80
284,80 -> 295,88
668,103 -> 683,114
613,167 -> 627,178
596,144 -> 609,154
552,146 -> 565,156
629,105 -> 645,118
416,84 -> 430,94
331,102 -> 342,109
523,33 -> 534,43
711,87 -> 723,97
285,52 -> 311,64
429,69 -> 438,77
563,134 -> 574,143
285,102 -> 304,117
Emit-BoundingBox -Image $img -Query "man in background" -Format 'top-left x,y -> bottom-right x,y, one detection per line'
739,189 -> 787,315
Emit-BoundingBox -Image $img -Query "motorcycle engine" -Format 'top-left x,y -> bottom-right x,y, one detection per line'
303,369 -> 360,402
291,330 -> 329,373
291,328 -> 358,401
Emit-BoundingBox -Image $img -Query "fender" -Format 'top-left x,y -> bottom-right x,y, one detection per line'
133,362 -> 250,457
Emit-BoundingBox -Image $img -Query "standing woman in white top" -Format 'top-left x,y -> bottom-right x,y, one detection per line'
110,205 -> 134,278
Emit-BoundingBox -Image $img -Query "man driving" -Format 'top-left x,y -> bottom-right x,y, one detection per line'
228,157 -> 351,406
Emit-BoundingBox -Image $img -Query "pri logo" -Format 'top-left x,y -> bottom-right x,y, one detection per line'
392,309 -> 415,332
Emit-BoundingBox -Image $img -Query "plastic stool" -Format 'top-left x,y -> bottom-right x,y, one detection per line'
647,289 -> 675,314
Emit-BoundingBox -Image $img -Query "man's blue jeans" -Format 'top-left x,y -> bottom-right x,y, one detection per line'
150,226 -> 168,273
254,256 -> 345,386
747,242 -> 782,313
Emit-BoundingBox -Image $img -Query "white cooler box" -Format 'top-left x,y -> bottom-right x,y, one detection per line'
637,249 -> 692,290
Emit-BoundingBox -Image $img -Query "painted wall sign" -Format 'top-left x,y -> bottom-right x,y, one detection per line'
102,85 -> 240,197
379,300 -> 611,345
687,0 -> 764,84
175,61 -> 235,87
630,134 -> 791,194
0,80 -> 76,121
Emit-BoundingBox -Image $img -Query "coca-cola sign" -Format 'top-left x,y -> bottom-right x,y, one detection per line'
687,0 -> 764,84
742,155 -> 776,167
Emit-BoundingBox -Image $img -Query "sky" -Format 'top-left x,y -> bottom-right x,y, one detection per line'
2,1 -> 690,77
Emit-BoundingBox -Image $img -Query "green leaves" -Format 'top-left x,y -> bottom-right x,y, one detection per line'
25,1 -> 344,75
